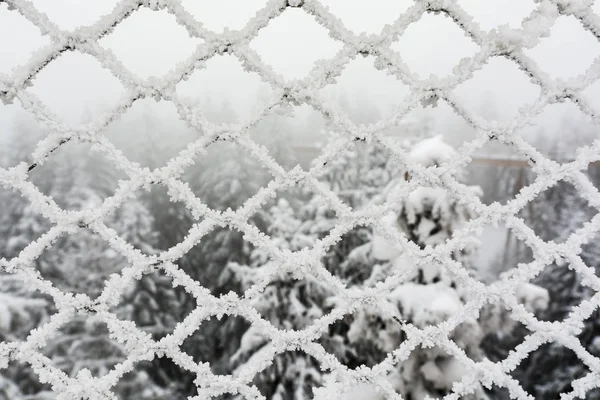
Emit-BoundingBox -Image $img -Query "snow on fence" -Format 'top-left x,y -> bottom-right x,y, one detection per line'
1,0 -> 600,399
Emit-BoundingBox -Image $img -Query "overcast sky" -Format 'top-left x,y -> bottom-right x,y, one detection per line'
1,0 -> 600,152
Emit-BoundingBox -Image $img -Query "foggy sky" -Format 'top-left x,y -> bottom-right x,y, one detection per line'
1,0 -> 600,151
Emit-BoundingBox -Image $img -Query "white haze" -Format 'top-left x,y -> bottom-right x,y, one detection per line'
1,0 -> 600,156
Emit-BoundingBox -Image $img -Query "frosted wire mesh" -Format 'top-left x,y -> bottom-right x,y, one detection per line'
1,0 -> 600,399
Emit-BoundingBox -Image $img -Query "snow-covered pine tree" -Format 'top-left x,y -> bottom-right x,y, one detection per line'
321,140 -> 395,209
226,136 -> 404,399
332,136 -> 548,400
96,104 -> 276,396
328,136 -> 488,399
228,193 -> 335,400
28,146 -> 174,398
312,141 -> 405,370
0,125 -> 173,398
177,112 -> 302,379
509,136 -> 600,399
0,121 -> 57,398
0,273 -> 52,399
107,195 -> 189,399
175,142 -> 272,383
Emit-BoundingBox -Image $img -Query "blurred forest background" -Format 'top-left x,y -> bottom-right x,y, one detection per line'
0,91 -> 599,399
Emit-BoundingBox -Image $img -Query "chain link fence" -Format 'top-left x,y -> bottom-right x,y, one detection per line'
1,0 -> 600,399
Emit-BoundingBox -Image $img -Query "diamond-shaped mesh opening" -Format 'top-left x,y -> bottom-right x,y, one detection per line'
484,385 -> 513,400
0,186 -> 51,258
519,101 -> 599,163
250,104 -> 331,170
250,277 -> 330,331
28,142 -> 127,212
35,228 -> 130,299
180,141 -> 272,211
322,307 -> 401,368
250,9 -> 343,80
474,223 -> 535,282
102,195 -> 158,256
0,361 -> 53,399
41,317 -> 127,378
531,262 -> 589,323
314,141 -> 401,210
457,0 -> 536,30
0,105 -> 47,168
577,307 -> 600,355
319,0 -> 413,34
377,182 -> 475,251
391,12 -> 480,79
526,15 -> 600,80
246,350 -> 324,400
389,100 -> 479,150
111,269 -> 196,340
390,339 -> 486,399
115,357 -> 197,399
359,244 -> 406,289
181,315 -> 250,376
99,7 -> 201,79
321,86 -> 383,127
369,229 -> 421,287
393,281 -> 469,325
319,55 -> 410,123
180,0 -> 267,33
177,226 -> 255,298
322,224 -> 373,282
132,184 -> 196,253
0,274 -> 54,342
103,99 -> 199,168
453,57 -> 541,123
176,54 -> 274,124
480,312 -> 533,364
520,180 -> 596,244
0,4 -> 49,75
28,0 -> 119,31
514,343 -> 594,399
466,141 -> 536,206
26,51 -> 125,123
250,188 -> 338,251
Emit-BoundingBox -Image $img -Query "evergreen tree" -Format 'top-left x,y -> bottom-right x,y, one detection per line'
508,137 -> 600,400
0,122 -> 57,398
227,139 -> 400,399
0,121 -> 173,398
331,137 -> 548,400
228,195 -> 333,400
